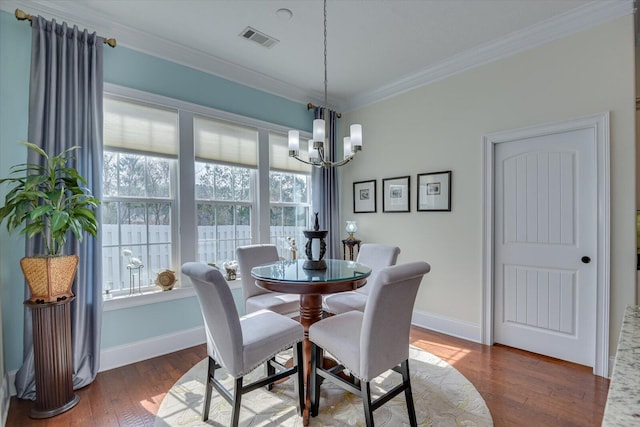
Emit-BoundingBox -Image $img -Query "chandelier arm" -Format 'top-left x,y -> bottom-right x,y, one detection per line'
291,155 -> 318,167
320,157 -> 353,168
317,145 -> 326,163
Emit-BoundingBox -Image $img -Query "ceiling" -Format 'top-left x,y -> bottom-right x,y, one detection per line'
1,0 -> 632,111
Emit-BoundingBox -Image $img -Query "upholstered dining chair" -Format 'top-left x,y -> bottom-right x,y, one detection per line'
322,243 -> 401,315
236,244 -> 300,315
309,261 -> 431,427
181,262 -> 304,426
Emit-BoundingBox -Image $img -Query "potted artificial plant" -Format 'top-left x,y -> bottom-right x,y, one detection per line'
0,141 -> 99,303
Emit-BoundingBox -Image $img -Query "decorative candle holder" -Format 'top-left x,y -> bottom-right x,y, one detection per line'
345,221 -> 358,240
303,213 -> 328,270
127,263 -> 144,295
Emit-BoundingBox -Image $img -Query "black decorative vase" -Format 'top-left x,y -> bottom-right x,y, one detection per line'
303,213 -> 328,270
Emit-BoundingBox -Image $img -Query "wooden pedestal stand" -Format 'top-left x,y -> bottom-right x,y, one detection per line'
341,238 -> 361,261
25,297 -> 79,418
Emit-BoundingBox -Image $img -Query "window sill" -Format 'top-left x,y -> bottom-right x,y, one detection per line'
103,287 -> 195,311
103,278 -> 241,311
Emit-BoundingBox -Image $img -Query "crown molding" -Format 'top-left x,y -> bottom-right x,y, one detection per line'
0,0 -> 329,107
2,0 -> 633,113
341,0 -> 634,112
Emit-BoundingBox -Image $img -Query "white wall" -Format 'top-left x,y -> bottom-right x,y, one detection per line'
341,15 -> 636,354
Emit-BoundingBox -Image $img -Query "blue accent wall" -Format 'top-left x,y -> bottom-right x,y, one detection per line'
0,10 -> 32,373
103,47 -> 312,130
101,298 -> 202,348
0,9 -> 308,372
101,287 -> 245,348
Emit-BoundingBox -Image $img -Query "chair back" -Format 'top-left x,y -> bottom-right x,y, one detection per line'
236,244 -> 280,302
356,243 -> 401,294
359,261 -> 430,380
182,262 -> 243,376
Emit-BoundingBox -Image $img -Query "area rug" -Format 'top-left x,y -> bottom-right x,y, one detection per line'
155,346 -> 493,426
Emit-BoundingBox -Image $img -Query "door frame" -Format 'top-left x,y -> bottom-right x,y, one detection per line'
481,112 -> 610,377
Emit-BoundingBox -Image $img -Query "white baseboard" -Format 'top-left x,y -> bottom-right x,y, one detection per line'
0,373 -> 9,426
412,309 -> 482,343
99,325 -> 206,373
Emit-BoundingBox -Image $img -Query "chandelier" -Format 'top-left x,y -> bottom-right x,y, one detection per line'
288,0 -> 363,168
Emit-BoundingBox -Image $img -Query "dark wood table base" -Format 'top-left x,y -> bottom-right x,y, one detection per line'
299,295 -> 324,425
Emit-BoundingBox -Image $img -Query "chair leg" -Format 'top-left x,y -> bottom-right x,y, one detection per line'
231,376 -> 243,427
266,356 -> 276,391
401,360 -> 417,427
361,380 -> 374,427
202,356 -> 216,421
352,375 -> 361,387
293,341 -> 304,415
309,343 -> 322,417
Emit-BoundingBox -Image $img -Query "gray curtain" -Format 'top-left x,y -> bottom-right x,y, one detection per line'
311,107 -> 341,258
15,16 -> 104,399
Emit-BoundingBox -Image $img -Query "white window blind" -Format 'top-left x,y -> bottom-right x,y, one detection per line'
194,116 -> 258,168
104,97 -> 178,155
269,132 -> 311,173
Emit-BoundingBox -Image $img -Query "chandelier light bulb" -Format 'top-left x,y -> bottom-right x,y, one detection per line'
313,119 -> 325,142
288,130 -> 299,154
350,124 -> 362,150
308,140 -> 320,161
343,137 -> 352,159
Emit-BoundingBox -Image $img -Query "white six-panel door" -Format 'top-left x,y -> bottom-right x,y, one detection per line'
493,128 -> 597,366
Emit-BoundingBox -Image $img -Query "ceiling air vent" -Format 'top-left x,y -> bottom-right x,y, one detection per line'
239,26 -> 279,48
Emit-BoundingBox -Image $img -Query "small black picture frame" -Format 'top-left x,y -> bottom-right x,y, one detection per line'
382,176 -> 410,213
417,171 -> 452,212
353,180 -> 377,213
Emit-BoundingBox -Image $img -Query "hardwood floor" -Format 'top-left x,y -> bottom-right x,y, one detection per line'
6,326 -> 609,426
410,328 -> 609,427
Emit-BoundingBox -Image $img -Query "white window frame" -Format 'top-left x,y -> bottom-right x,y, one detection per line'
269,171 -> 312,257
102,148 -> 179,298
102,83 -> 311,311
194,160 -> 257,265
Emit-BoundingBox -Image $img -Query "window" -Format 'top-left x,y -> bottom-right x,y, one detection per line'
102,97 -> 178,295
269,133 -> 312,257
195,163 -> 253,264
101,86 -> 312,301
194,116 -> 257,265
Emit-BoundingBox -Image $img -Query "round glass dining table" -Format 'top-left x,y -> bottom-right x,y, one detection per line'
251,258 -> 371,425
251,258 -> 371,290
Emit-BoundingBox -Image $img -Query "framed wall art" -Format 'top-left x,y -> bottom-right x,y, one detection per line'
417,171 -> 452,212
353,180 -> 376,213
382,176 -> 410,213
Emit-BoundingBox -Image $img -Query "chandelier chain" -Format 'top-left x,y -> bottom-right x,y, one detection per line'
323,0 -> 328,110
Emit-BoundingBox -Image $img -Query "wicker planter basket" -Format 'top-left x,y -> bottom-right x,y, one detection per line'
20,255 -> 78,303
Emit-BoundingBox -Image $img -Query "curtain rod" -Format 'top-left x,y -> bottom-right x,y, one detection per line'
15,8 -> 117,48
307,102 -> 342,118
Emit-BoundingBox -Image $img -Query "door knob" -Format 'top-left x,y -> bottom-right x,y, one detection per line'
581,256 -> 591,264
